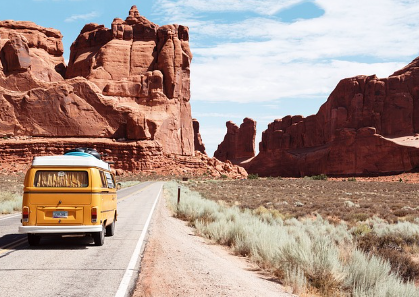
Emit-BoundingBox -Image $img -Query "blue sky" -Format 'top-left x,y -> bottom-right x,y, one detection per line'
2,0 -> 419,156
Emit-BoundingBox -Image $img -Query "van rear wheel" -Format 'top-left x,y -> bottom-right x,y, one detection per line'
28,234 -> 41,246
93,225 -> 105,246
106,217 -> 115,237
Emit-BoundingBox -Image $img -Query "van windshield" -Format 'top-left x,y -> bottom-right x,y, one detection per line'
34,171 -> 89,188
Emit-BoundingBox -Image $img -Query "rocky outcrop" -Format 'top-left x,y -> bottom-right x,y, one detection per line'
0,20 -> 65,81
245,60 -> 419,177
214,118 -> 256,163
0,137 -> 246,178
0,7 -> 247,178
0,7 -> 193,154
192,118 -> 206,154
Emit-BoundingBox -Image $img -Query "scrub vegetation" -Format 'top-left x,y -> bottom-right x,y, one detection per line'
0,174 -> 24,214
166,180 -> 419,296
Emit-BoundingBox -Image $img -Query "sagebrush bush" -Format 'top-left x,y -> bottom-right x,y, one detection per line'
164,182 -> 419,296
309,174 -> 328,180
0,191 -> 22,214
247,173 -> 259,179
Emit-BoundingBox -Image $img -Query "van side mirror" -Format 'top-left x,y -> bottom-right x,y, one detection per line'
116,183 -> 122,190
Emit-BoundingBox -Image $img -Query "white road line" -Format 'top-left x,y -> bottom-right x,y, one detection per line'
115,183 -> 162,297
0,214 -> 20,221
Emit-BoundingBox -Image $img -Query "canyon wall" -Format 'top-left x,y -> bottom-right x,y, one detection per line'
218,59 -> 419,177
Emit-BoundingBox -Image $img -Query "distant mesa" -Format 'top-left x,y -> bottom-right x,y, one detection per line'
217,60 -> 419,177
0,6 -> 246,178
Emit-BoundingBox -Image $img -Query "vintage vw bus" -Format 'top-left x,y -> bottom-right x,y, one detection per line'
19,148 -> 118,246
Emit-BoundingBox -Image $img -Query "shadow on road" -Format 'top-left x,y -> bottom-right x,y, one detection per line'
0,233 -> 101,257
22,235 -> 95,250
0,233 -> 26,247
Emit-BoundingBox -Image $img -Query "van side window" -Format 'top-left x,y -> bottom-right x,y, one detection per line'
99,171 -> 107,188
104,172 -> 115,188
34,171 -> 89,187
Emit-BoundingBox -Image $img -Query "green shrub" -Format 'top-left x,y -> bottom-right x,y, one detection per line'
350,212 -> 370,222
310,174 -> 328,180
247,173 -> 259,180
351,224 -> 372,237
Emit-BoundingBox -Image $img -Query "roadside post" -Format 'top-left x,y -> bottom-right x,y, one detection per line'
177,185 -> 181,205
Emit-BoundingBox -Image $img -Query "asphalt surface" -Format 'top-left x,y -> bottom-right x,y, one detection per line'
0,181 -> 163,297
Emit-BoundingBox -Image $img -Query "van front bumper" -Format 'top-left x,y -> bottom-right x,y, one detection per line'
19,225 -> 102,234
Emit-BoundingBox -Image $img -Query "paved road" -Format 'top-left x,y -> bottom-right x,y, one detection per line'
0,181 -> 163,297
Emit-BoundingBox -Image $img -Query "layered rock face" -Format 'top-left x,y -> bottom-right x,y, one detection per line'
64,5 -> 193,155
245,61 -> 419,177
0,138 -> 246,178
0,6 -> 193,155
214,118 -> 256,163
0,7 -> 244,178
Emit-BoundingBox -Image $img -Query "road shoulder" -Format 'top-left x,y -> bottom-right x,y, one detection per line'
133,193 -> 292,297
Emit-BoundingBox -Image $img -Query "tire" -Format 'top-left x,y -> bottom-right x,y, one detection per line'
28,234 -> 41,246
105,218 -> 115,237
93,225 -> 105,246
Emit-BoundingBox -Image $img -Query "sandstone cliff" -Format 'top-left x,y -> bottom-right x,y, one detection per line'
0,7 -> 244,178
222,60 -> 419,177
214,118 -> 256,163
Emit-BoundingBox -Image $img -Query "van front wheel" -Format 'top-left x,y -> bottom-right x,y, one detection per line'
93,225 -> 105,246
28,234 -> 41,246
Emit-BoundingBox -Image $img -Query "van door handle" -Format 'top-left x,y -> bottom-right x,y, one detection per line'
102,191 -> 109,193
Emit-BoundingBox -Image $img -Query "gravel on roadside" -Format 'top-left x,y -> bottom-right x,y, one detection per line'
133,194 -> 294,297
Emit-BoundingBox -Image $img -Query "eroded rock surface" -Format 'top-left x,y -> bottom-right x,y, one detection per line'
214,118 -> 256,163
193,118 -> 206,154
0,7 -> 243,178
245,61 -> 419,177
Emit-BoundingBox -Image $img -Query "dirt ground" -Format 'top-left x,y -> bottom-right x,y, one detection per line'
187,173 -> 419,224
133,195 -> 294,297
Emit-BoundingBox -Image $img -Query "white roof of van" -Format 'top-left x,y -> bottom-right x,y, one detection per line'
32,155 -> 111,171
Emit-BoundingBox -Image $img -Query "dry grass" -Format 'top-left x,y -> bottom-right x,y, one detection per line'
187,178 -> 419,224
166,181 -> 419,296
0,173 -> 24,214
184,177 -> 419,294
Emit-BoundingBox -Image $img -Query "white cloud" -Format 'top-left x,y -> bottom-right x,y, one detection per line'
155,0 -> 419,154
156,0 -> 301,16
64,11 -> 99,23
156,0 -> 419,104
191,59 -> 405,103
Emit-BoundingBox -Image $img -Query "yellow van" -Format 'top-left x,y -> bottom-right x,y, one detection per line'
19,148 -> 118,246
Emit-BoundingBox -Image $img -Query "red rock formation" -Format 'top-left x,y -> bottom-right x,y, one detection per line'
245,61 -> 419,177
0,137 -> 246,178
214,118 -> 256,163
0,20 -> 65,81
0,7 -> 193,154
0,7 -> 247,178
192,118 -> 206,154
